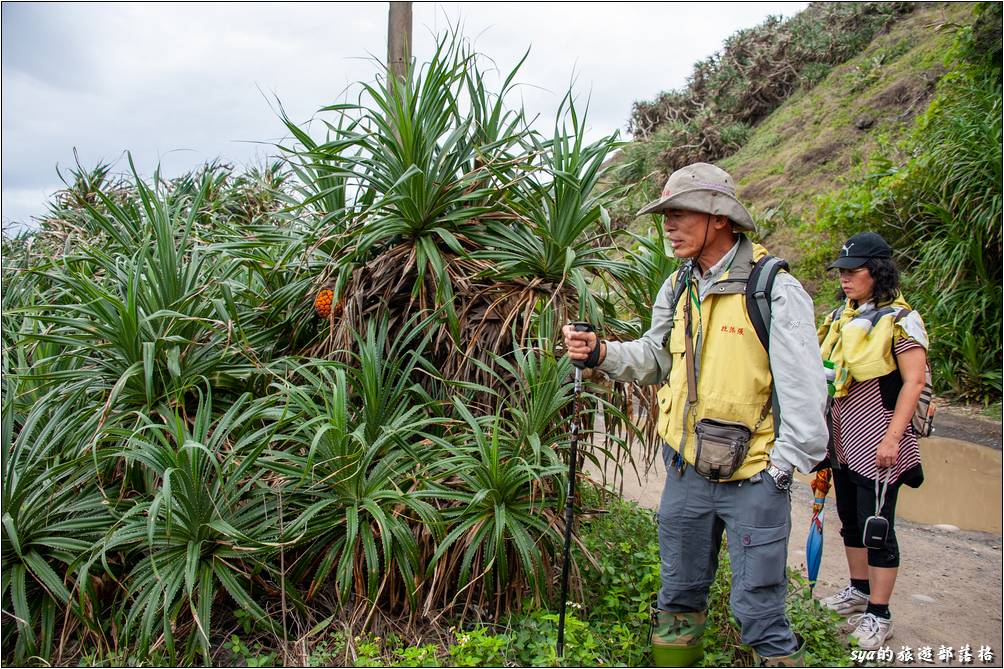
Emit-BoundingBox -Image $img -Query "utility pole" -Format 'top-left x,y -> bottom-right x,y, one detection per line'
387,2 -> 413,80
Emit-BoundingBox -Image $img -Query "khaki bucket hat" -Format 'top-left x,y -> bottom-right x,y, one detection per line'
636,162 -> 756,232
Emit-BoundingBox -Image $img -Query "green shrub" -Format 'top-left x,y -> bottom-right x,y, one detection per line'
962,2 -> 1002,69
392,643 -> 441,667
226,635 -> 276,668
307,631 -> 348,666
814,18 -> 1002,402
354,634 -> 385,667
448,627 -> 509,667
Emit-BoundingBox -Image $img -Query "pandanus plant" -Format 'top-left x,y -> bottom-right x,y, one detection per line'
0,28 -> 671,666
274,30 -> 661,617
284,35 -> 638,383
102,390 -> 280,664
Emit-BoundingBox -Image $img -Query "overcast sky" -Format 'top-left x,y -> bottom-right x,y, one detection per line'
1,1 -> 806,233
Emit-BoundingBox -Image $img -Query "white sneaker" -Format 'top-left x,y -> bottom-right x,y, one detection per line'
820,585 -> 869,615
848,612 -> 894,650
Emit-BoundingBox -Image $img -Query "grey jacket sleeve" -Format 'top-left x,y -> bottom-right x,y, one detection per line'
596,274 -> 677,386
766,273 -> 829,474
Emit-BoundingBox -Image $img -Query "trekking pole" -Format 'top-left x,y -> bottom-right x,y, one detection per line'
557,321 -> 592,658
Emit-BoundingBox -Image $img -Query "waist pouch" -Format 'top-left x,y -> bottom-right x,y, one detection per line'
693,418 -> 752,481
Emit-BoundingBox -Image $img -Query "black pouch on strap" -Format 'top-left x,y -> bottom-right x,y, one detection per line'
862,515 -> 890,550
863,469 -> 893,549
693,419 -> 752,481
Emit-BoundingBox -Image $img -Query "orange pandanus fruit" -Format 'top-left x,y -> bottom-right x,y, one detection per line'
314,289 -> 334,318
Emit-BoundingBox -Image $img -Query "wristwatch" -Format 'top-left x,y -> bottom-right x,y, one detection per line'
765,463 -> 793,491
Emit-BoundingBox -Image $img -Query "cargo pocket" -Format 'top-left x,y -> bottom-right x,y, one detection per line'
739,524 -> 788,589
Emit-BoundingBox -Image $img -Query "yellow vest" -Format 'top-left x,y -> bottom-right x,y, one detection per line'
655,240 -> 776,482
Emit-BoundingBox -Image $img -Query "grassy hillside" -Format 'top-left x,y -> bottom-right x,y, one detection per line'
611,1 -> 1001,402
618,2 -> 969,266
720,2 -> 971,271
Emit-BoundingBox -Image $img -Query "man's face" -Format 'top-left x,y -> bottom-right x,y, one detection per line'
662,209 -> 713,258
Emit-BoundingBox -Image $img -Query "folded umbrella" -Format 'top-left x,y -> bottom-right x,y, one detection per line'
806,468 -> 832,593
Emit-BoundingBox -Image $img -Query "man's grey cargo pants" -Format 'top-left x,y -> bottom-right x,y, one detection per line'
657,445 -> 800,657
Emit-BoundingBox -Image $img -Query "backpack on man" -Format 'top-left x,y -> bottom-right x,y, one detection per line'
662,254 -> 790,433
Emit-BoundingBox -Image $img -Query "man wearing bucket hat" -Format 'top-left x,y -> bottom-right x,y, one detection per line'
563,163 -> 828,666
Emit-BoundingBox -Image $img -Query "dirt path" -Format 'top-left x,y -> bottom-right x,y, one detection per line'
787,480 -> 1003,666
586,430 -> 1003,667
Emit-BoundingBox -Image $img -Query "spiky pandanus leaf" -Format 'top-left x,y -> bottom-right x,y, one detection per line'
296,37 -> 530,368
289,37 -> 643,411
104,389 -> 279,664
259,357 -> 446,613
423,396 -> 565,618
1,381 -> 115,664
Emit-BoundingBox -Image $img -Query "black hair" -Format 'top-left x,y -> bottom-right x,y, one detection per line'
835,256 -> 900,306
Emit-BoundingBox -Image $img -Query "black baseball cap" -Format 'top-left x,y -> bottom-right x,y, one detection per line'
827,232 -> 893,270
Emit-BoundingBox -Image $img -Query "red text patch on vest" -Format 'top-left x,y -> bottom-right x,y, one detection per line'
719,325 -> 745,335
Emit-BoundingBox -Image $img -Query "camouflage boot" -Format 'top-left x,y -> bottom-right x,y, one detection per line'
650,609 -> 706,667
756,633 -> 807,667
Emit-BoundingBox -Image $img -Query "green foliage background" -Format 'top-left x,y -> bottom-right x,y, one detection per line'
810,3 -> 1003,402
615,1 -> 1002,403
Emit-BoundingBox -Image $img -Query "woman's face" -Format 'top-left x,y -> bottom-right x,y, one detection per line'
839,266 -> 875,302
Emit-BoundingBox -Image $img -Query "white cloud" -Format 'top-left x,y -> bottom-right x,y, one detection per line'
1,1 -> 806,228
1,186 -> 59,235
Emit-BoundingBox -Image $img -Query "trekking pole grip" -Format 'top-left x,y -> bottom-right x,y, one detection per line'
570,321 -> 596,370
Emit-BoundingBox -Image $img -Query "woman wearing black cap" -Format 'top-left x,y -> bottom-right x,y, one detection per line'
815,232 -> 929,651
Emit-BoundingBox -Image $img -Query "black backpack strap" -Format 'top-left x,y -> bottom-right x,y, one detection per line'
660,263 -> 693,348
746,255 -> 790,352
745,255 -> 789,439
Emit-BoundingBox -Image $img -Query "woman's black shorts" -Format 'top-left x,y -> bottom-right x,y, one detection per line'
832,465 -> 900,568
